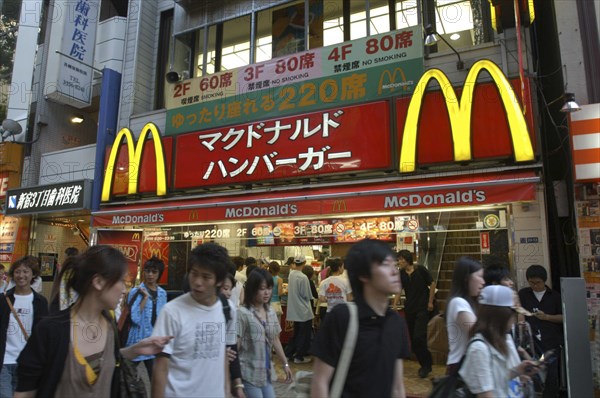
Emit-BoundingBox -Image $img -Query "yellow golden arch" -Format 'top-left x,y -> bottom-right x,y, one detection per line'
102,123 -> 167,201
399,59 -> 535,173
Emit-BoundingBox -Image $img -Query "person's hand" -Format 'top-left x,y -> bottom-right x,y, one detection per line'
427,302 -> 434,311
516,360 -> 541,377
140,287 -> 149,297
233,385 -> 246,398
122,335 -> 174,359
534,310 -> 548,321
517,346 -> 532,360
226,347 -> 237,363
283,364 -> 293,383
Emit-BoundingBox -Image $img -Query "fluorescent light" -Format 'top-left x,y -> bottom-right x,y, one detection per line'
70,116 -> 84,124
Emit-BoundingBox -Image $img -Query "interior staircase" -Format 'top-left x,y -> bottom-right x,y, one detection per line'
434,211 -> 482,313
429,211 -> 482,365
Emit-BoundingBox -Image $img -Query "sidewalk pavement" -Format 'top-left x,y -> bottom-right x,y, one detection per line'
272,358 -> 445,397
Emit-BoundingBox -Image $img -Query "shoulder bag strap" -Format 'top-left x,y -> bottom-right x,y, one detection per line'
5,295 -> 29,340
329,301 -> 359,398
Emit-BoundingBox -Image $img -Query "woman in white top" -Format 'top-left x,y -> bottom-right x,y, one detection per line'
446,256 -> 485,374
460,285 -> 539,397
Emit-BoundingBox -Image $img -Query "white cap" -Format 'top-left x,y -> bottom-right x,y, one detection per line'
479,285 -> 515,308
294,255 -> 306,264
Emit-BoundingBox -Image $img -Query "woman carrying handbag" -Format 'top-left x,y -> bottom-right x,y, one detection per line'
14,245 -> 173,398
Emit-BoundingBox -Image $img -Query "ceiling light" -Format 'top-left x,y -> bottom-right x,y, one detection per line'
70,115 -> 84,124
450,33 -> 461,41
560,93 -> 581,113
423,24 -> 464,70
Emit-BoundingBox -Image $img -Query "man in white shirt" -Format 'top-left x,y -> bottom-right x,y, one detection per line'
152,243 -> 237,398
283,255 -> 314,364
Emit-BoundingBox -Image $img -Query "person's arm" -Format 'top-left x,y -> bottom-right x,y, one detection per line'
14,391 -> 36,398
456,310 -> 477,338
120,335 -> 173,360
273,335 -> 293,382
346,292 -> 353,302
310,357 -> 335,398
391,359 -> 406,398
277,277 -> 283,297
428,281 -> 437,312
533,311 -> 563,323
152,355 -> 169,398
224,349 -> 231,398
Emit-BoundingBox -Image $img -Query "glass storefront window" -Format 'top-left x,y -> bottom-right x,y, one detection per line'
435,0 -> 488,48
220,15 -> 251,71
323,0 -> 344,46
395,0 -> 420,29
369,0 -> 392,35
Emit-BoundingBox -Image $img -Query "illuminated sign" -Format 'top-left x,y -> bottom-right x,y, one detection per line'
5,179 -> 92,216
400,59 -> 535,172
102,123 -> 167,201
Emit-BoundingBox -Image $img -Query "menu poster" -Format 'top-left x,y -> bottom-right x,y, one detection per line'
296,220 -> 333,244
332,217 -> 395,242
254,223 -> 275,245
273,222 -> 295,245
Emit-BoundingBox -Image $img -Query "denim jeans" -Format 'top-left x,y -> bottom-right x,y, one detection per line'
0,364 -> 18,398
242,381 -> 275,398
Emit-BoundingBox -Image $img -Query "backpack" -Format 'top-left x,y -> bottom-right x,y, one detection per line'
117,289 -> 143,347
427,312 -> 449,354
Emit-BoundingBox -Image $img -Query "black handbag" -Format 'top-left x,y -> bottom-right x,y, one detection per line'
428,338 -> 488,398
111,320 -> 147,398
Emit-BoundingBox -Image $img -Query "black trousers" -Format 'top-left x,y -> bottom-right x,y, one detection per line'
284,319 -> 312,359
405,310 -> 432,369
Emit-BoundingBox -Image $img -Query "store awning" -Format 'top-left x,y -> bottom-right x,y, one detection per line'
92,170 -> 540,227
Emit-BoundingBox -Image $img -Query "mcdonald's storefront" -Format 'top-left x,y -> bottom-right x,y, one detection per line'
93,60 -> 549,290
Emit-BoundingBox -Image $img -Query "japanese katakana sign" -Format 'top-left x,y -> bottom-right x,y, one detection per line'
45,0 -> 99,107
165,26 -> 423,135
173,101 -> 392,188
5,179 -> 92,216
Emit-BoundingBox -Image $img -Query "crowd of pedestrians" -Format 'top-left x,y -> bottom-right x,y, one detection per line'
0,239 -> 564,398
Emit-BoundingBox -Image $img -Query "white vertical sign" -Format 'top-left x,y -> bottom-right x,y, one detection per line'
45,0 -> 100,107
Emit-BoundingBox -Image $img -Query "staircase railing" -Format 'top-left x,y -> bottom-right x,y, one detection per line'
422,212 -> 451,284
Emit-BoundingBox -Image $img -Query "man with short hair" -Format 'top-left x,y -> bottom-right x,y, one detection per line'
392,249 -> 435,378
312,239 -> 410,397
151,243 -> 237,398
284,255 -> 314,364
518,264 -> 563,398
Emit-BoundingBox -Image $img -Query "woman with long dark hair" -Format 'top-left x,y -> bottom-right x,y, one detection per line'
237,268 -> 292,397
446,256 -> 485,375
14,245 -> 172,397
460,285 -> 539,397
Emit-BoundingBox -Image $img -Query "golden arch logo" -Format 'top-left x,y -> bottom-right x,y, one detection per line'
132,233 -> 141,241
332,200 -> 347,212
378,67 -> 409,95
102,123 -> 167,201
399,59 -> 535,173
189,210 -> 199,221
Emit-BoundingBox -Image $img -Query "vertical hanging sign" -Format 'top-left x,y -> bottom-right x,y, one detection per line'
44,0 -> 100,107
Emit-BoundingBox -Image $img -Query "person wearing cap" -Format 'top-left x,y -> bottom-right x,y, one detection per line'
283,255 -> 314,364
460,285 -> 539,398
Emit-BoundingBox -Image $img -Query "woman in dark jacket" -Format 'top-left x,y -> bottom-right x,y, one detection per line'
0,256 -> 48,398
14,246 -> 172,398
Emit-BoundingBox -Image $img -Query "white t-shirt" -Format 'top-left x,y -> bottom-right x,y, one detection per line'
152,293 -> 237,397
318,275 -> 352,312
446,297 -> 476,364
4,293 -> 34,364
460,334 -> 523,397
235,269 -> 247,286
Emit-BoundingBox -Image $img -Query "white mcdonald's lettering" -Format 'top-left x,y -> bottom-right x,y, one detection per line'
400,59 -> 534,172
102,123 -> 167,201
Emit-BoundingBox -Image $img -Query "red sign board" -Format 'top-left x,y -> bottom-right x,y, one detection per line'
93,172 -> 538,227
480,232 -> 490,254
395,78 -> 535,167
173,101 -> 391,188
96,230 -> 142,281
